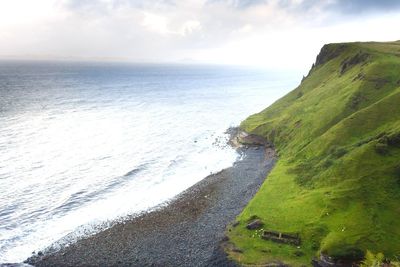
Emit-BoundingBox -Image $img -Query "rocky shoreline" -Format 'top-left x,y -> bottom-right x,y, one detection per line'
26,129 -> 276,267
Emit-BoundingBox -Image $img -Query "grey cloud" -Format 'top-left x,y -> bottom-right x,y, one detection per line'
330,0 -> 400,13
208,0 -> 400,13
226,0 -> 267,8
65,0 -> 400,15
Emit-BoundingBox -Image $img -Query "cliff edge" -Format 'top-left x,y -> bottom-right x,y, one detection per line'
226,41 -> 400,266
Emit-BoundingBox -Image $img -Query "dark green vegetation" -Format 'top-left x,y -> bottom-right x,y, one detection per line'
226,41 -> 400,266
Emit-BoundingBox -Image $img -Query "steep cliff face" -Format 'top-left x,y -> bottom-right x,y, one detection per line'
226,41 -> 400,266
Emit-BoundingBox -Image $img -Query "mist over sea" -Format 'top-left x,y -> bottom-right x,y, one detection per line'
0,61 -> 299,263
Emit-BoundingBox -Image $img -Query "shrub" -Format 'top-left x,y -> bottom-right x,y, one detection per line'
360,250 -> 385,267
297,91 -> 304,99
330,147 -> 348,158
322,159 -> 333,169
348,92 -> 365,109
294,250 -> 304,257
394,165 -> 400,185
387,132 -> 400,147
378,135 -> 389,144
328,245 -> 364,262
375,143 -> 389,155
294,175 -> 314,187
355,136 -> 374,147
288,162 -> 317,186
303,224 -> 328,251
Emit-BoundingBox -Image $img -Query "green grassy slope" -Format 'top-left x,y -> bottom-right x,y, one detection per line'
226,41 -> 400,266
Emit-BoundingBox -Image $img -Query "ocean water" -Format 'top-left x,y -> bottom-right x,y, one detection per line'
0,61 -> 299,263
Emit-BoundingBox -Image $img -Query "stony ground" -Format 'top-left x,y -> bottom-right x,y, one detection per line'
27,144 -> 276,267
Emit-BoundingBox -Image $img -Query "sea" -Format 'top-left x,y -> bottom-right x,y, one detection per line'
0,61 -> 300,263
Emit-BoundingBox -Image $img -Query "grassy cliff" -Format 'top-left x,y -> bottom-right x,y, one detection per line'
226,41 -> 400,266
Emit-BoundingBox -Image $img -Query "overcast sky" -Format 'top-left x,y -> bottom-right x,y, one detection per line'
0,0 -> 399,69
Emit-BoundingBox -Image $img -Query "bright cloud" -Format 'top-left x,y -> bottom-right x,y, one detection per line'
142,12 -> 169,34
0,0 -> 399,69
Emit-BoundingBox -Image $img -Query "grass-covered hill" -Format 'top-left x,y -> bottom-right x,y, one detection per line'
226,41 -> 400,266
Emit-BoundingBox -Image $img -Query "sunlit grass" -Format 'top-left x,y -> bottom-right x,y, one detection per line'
226,41 -> 400,266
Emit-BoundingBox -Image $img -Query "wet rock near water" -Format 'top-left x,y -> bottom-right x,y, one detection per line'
227,127 -> 272,149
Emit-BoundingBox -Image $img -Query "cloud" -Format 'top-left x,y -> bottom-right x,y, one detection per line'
331,0 -> 400,13
141,12 -> 169,34
61,0 -> 180,19
210,0 -> 400,14
0,0 -> 399,68
207,0 -> 267,9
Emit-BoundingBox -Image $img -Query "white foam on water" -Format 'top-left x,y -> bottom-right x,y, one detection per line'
0,62 -> 300,263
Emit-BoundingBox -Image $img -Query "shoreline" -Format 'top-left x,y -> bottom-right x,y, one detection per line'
26,130 -> 276,266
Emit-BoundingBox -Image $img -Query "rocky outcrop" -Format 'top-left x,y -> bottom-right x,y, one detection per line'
340,52 -> 370,74
312,253 -> 362,267
315,44 -> 347,67
227,127 -> 271,148
246,219 -> 264,230
303,43 -> 348,79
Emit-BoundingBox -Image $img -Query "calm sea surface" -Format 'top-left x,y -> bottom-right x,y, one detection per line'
0,61 -> 299,263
